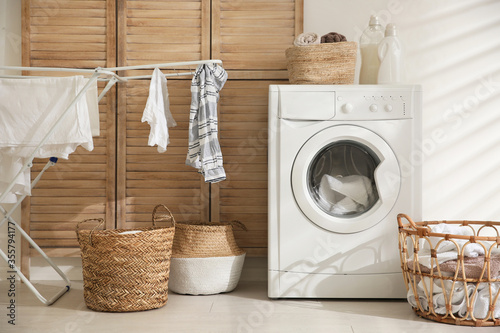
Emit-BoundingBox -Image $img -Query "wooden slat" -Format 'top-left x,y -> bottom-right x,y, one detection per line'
127,1 -> 201,10
31,1 -> 106,9
31,8 -> 106,18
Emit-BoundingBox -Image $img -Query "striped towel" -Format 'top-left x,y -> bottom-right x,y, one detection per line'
186,63 -> 228,183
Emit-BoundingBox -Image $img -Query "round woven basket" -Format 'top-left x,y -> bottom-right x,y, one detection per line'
76,204 -> 175,312
285,42 -> 357,84
398,214 -> 500,327
172,220 -> 246,258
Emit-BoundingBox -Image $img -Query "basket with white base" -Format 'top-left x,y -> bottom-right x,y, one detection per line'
169,221 -> 247,295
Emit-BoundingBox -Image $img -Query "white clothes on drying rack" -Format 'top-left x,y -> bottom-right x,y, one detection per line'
142,68 -> 177,153
0,76 -> 99,203
186,63 -> 228,183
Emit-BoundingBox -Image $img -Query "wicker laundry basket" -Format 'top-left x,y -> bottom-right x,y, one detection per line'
285,42 -> 357,84
169,220 -> 247,295
76,204 -> 175,312
397,214 -> 500,327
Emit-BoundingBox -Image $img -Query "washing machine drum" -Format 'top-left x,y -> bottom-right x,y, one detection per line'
292,125 -> 401,233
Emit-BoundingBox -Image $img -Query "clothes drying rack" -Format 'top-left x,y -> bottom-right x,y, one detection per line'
0,59 -> 222,305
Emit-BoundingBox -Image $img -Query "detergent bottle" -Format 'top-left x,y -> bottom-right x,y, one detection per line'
377,23 -> 403,84
359,15 -> 384,84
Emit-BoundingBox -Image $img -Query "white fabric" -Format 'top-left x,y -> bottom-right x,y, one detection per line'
0,76 -> 98,203
86,80 -> 100,137
317,174 -> 375,214
415,223 -> 486,269
408,277 -> 500,319
142,68 -> 177,153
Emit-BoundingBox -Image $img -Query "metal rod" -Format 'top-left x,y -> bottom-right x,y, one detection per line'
103,59 -> 222,72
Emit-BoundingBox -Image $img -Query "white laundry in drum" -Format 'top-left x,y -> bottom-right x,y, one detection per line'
317,174 -> 376,215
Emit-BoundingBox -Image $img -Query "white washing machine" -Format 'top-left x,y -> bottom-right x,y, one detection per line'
268,84 -> 422,298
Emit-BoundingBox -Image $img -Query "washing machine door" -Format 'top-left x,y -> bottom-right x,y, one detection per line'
292,125 -> 400,233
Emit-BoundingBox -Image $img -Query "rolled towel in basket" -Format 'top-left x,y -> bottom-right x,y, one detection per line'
407,276 -> 472,316
408,277 -> 500,319
321,32 -> 347,43
413,223 -> 486,269
294,32 -> 321,46
424,223 -> 485,256
409,253 -> 500,279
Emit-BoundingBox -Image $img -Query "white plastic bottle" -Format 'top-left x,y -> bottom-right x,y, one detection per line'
377,23 -> 403,84
359,15 -> 384,84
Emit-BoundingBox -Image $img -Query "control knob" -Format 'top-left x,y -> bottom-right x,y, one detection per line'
342,103 -> 353,113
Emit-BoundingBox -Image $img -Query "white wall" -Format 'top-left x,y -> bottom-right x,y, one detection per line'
305,0 -> 500,221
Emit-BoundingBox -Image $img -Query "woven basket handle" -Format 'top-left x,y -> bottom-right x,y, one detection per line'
76,218 -> 105,246
397,213 -> 431,237
397,214 -> 417,228
230,220 -> 247,231
152,204 -> 176,227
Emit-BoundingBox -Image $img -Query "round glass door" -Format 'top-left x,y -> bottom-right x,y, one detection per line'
292,125 -> 400,233
309,141 -> 380,218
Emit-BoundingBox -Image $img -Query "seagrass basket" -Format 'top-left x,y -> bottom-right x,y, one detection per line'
285,42 -> 357,84
76,204 -> 175,312
397,213 -> 500,327
169,220 -> 247,295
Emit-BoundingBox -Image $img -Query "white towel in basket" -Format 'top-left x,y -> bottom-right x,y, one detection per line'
408,276 -> 500,319
416,223 -> 485,269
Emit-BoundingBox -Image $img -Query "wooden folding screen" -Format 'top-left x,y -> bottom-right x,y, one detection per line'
21,0 -> 303,270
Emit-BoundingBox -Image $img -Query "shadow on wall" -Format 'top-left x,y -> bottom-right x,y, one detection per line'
398,0 -> 500,220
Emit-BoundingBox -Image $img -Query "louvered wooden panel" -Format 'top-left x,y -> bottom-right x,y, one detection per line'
116,0 -> 210,228
21,0 -> 116,262
214,80 -> 286,256
212,0 -> 303,74
27,0 -> 111,69
119,0 -> 210,73
117,79 -> 209,228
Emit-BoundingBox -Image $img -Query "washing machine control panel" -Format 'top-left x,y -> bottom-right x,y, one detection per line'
335,91 -> 413,120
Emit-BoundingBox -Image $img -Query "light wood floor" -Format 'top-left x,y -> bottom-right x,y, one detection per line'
0,278 -> 487,332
